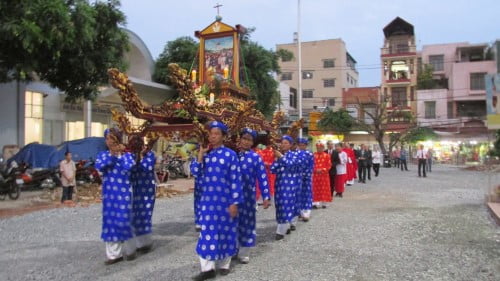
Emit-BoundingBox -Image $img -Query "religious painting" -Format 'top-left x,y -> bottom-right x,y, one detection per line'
204,36 -> 234,79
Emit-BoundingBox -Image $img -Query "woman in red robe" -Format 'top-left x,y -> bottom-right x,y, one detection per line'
312,142 -> 332,208
256,145 -> 276,200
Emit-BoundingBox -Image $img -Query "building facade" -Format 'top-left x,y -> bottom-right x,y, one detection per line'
0,29 -> 173,151
417,42 -> 496,138
380,17 -> 418,132
276,39 -> 359,124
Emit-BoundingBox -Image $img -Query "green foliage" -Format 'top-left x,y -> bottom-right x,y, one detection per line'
417,64 -> 437,90
402,127 -> 438,144
153,36 -> 198,85
317,108 -> 354,133
0,0 -> 129,102
490,129 -> 500,157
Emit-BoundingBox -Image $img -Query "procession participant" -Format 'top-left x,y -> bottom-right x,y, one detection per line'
296,137 -> 314,222
95,128 -> 136,265
270,135 -> 299,240
343,143 -> 357,186
334,143 -> 348,198
289,139 -> 302,231
325,141 -> 338,196
190,121 -> 242,280
256,141 -> 276,201
129,135 -> 156,254
237,128 -> 271,264
312,142 -> 332,208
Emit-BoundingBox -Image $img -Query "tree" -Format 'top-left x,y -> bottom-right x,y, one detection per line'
417,64 -> 437,90
317,108 -> 354,134
402,127 -> 438,144
153,28 -> 292,118
0,0 -> 129,102
153,36 -> 198,85
352,97 -> 416,154
490,129 -> 500,157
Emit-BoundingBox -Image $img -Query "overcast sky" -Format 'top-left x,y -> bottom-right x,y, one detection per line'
118,0 -> 500,87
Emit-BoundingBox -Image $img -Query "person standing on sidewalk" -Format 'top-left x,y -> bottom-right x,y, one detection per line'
400,146 -> 409,171
60,151 -> 76,203
236,128 -> 270,264
95,128 -> 136,265
427,148 -> 433,173
129,135 -> 156,254
190,121 -> 242,280
371,147 -> 381,177
271,135 -> 299,240
416,144 -> 427,178
357,144 -> 369,183
325,141 -> 337,196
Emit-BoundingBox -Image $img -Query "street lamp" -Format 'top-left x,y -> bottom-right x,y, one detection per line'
297,0 -> 302,138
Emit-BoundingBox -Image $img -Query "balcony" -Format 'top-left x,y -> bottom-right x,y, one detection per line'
381,45 -> 417,57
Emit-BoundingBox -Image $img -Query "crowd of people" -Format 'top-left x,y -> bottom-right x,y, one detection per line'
92,121 -> 432,281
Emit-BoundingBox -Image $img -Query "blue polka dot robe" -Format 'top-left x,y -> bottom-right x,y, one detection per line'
131,151 -> 156,236
270,150 -> 299,224
296,149 -> 314,214
190,146 -> 243,261
95,151 -> 135,242
238,150 -> 271,247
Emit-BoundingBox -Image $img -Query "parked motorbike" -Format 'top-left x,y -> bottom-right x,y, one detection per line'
17,163 -> 61,190
164,157 -> 187,180
75,158 -> 101,185
0,160 -> 22,200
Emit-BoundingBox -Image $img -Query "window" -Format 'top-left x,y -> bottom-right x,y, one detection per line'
302,71 -> 313,79
424,101 -> 436,119
470,72 -> 486,90
391,87 -> 407,107
327,98 -> 335,107
289,88 -> 297,108
65,122 -> 108,141
323,59 -> 335,68
303,89 -> 313,98
429,55 -> 444,71
346,105 -> 358,119
364,106 -> 376,124
323,79 -> 335,88
390,61 -> 409,80
447,102 -> 453,118
281,72 -> 292,81
25,91 -> 44,144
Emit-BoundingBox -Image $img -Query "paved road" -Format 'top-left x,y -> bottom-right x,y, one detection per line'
0,164 -> 498,281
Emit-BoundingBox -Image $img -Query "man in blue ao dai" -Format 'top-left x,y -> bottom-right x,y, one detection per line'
190,121 -> 242,280
237,128 -> 270,264
95,128 -> 136,265
296,137 -> 314,222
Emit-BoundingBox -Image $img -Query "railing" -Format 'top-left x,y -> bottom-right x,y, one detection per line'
381,45 -> 417,56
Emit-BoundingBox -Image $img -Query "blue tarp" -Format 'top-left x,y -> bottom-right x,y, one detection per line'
8,137 -> 107,169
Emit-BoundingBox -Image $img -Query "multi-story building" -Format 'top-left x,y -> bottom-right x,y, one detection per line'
417,42 -> 495,138
380,17 -> 418,132
276,39 -> 359,126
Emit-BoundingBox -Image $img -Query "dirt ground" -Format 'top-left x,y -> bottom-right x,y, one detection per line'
0,177 -> 194,219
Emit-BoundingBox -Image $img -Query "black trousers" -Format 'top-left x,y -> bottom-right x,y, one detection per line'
358,163 -> 366,182
373,164 -> 380,176
366,165 -> 372,180
418,159 -> 427,177
329,172 -> 336,196
400,159 -> 408,171
61,186 -> 74,202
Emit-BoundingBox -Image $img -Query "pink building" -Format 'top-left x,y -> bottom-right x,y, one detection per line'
417,42 -> 496,140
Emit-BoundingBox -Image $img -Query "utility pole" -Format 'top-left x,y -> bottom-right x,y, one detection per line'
297,0 -> 303,138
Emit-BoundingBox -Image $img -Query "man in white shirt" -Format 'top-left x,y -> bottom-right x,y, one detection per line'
416,144 -> 427,178
334,143 -> 348,198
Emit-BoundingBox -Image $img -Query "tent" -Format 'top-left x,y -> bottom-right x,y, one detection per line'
8,137 -> 106,169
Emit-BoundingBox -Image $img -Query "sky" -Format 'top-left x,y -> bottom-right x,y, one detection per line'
118,0 -> 500,87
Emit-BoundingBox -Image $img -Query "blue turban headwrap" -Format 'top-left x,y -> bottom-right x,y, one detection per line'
282,135 -> 293,143
298,137 -> 309,144
241,127 -> 257,140
209,121 -> 228,134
